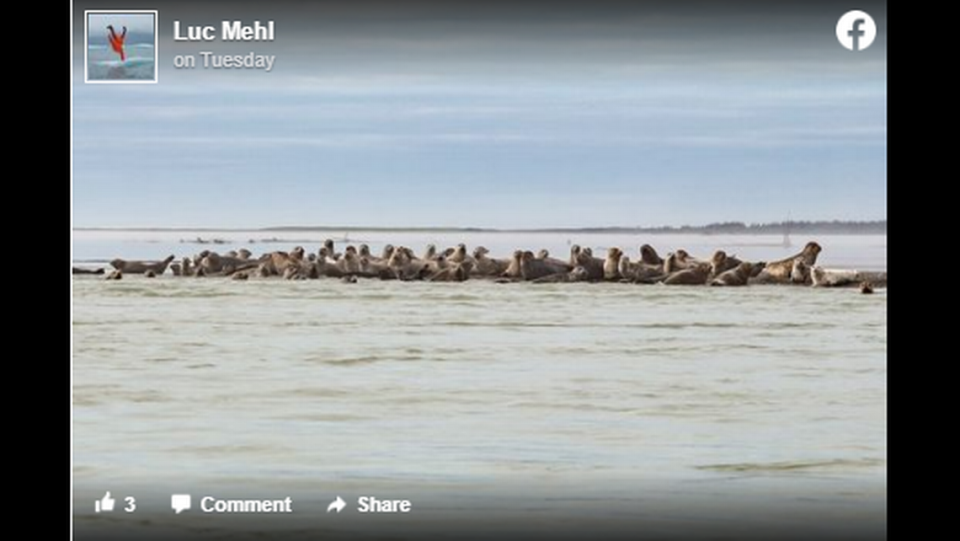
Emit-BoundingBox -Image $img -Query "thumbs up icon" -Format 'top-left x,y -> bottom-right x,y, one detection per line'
95,491 -> 116,513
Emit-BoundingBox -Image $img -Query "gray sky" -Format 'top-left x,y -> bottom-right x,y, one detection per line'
72,0 -> 887,228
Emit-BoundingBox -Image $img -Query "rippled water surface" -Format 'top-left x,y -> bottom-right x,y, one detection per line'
72,232 -> 886,539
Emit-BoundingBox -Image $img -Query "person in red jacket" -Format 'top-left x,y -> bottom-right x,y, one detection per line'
107,25 -> 127,61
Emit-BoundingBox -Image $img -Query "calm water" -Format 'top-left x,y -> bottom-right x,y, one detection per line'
72,231 -> 886,539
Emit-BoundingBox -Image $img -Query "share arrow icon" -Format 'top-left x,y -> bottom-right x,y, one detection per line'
327,496 -> 346,513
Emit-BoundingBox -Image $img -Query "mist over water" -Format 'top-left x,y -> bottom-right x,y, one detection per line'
72,230 -> 886,538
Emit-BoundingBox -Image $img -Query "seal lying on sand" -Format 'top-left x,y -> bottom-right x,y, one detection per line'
663,250 -> 705,274
534,249 -> 572,271
358,256 -> 392,279
429,261 -> 473,282
110,255 -> 175,275
197,251 -> 262,276
810,267 -> 888,288
619,255 -> 666,283
575,250 -> 606,281
756,242 -> 822,283
520,251 -> 568,281
385,247 -> 433,281
260,251 -> 299,276
472,246 -> 509,277
72,267 -> 105,275
531,266 -> 590,283
663,263 -> 712,285
709,251 -> 743,278
710,262 -> 761,286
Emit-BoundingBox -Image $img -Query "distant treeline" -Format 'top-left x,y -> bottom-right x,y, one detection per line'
264,220 -> 887,235
536,220 -> 888,235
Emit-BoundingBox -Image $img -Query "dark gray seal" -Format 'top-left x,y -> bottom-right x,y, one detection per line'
109,255 -> 175,275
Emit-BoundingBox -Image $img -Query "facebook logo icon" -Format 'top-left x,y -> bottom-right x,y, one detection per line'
837,11 -> 877,51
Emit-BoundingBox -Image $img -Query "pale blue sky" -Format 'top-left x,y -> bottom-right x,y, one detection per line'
72,1 -> 887,229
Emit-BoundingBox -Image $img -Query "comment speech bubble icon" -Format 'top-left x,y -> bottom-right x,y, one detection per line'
171,494 -> 192,514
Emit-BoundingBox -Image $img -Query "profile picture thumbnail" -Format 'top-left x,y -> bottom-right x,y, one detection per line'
85,10 -> 157,83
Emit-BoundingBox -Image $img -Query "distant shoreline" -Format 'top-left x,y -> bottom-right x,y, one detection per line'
74,220 -> 887,235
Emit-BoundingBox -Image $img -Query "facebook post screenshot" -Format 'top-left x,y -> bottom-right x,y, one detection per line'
70,1 -> 887,539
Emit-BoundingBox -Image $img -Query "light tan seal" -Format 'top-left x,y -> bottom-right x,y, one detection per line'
603,247 -> 623,280
790,259 -> 811,285
338,251 -> 362,275
179,257 -> 194,277
472,246 -> 509,277
568,245 -> 583,268
359,256 -> 390,278
386,247 -> 433,280
810,267 -> 887,288
429,261 -> 473,282
198,251 -> 261,276
449,244 -> 470,264
380,244 -> 396,261
261,251 -> 298,276
663,249 -> 704,274
760,242 -> 823,282
501,250 -> 524,279
709,251 -> 743,278
663,251 -> 701,274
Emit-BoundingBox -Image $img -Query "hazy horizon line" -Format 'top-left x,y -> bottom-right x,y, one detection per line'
73,219 -> 887,234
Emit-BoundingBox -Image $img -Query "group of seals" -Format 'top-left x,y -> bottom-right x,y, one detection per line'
83,239 -> 886,291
